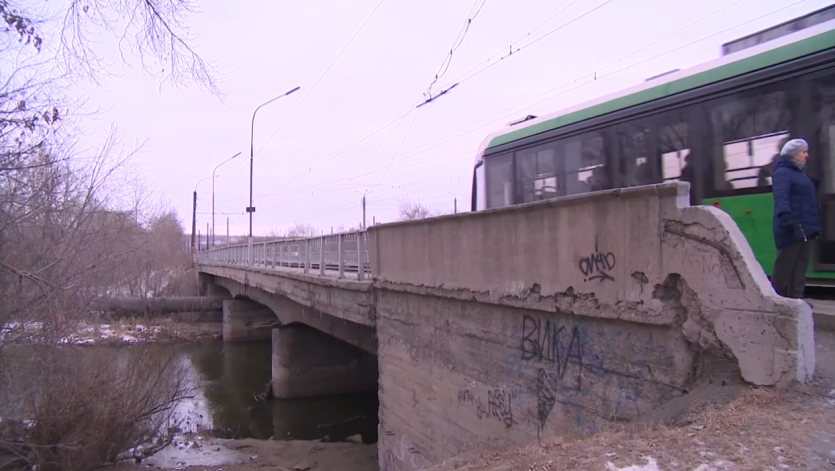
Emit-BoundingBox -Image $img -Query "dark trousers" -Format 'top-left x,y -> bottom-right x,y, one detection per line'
771,240 -> 811,298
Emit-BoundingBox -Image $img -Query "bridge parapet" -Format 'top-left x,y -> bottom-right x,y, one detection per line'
367,181 -> 815,470
196,231 -> 370,280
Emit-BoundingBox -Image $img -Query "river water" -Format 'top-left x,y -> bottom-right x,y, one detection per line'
172,339 -> 379,444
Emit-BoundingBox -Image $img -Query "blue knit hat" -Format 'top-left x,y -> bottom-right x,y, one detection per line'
780,138 -> 809,158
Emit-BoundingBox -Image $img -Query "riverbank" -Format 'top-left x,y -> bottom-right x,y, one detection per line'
115,332 -> 835,471
1,319 -> 222,345
116,437 -> 377,471
114,382 -> 835,471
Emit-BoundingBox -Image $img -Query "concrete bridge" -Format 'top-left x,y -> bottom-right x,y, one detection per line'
195,182 -> 815,471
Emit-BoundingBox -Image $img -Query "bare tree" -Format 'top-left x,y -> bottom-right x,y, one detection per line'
4,0 -> 222,95
0,1 -> 215,467
398,198 -> 434,221
0,130 -> 195,469
335,222 -> 362,232
279,222 -> 320,238
111,206 -> 191,299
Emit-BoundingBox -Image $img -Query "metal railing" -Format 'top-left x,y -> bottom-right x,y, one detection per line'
196,231 -> 370,280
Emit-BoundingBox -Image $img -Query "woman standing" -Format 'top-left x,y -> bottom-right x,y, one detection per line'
771,138 -> 820,299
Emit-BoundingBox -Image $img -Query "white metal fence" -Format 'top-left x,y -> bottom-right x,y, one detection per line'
196,231 -> 370,280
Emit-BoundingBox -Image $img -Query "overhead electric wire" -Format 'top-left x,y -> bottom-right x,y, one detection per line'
262,0 -> 490,192
256,102 -> 422,198
359,0 -> 808,173
258,0 -> 613,196
255,149 -> 473,201
348,112 -> 411,180
257,0 -> 812,221
426,0 -> 616,96
593,0 -> 747,75
417,0 -> 585,101
253,0 -> 389,157
378,107 -> 422,185
423,0 -> 487,100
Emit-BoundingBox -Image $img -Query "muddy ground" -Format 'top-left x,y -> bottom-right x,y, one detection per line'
114,438 -> 377,471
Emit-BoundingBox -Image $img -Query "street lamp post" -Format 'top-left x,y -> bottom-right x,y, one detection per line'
212,152 -> 242,248
192,175 -> 218,255
247,85 -> 300,264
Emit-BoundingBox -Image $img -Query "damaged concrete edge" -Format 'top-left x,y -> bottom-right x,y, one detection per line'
670,205 -> 815,386
372,278 -> 678,327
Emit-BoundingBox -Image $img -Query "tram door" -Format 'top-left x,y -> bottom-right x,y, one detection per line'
808,71 -> 835,273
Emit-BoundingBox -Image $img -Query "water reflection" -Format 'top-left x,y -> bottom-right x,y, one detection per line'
1,340 -> 379,444
180,340 -> 379,443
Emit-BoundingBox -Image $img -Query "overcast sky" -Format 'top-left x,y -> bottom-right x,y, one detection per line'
63,0 -> 833,236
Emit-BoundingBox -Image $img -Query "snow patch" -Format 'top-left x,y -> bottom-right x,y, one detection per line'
606,457 -> 660,471
605,458 -> 735,471
1,321 -> 168,346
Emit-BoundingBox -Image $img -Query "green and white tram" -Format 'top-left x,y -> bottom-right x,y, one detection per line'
470,4 -> 835,287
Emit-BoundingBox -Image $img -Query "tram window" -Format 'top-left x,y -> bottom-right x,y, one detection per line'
474,163 -> 486,211
485,153 -> 513,209
616,125 -> 656,187
708,85 -> 793,192
658,114 -> 691,183
516,142 -> 558,203
811,74 -> 835,195
564,132 -> 608,196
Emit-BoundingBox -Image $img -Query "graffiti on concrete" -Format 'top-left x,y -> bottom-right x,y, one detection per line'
383,450 -> 402,471
520,315 -> 584,381
536,368 -> 559,432
578,240 -> 616,282
458,388 -> 514,428
380,423 -> 428,471
487,389 -> 513,428
457,388 -> 487,419
519,314 -> 614,433
395,434 -> 427,470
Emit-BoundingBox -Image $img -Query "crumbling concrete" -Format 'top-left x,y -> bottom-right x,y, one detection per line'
368,181 -> 814,471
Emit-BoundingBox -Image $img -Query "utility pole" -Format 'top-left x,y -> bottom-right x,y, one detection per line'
362,194 -> 367,229
454,197 -> 458,214
191,191 -> 197,254
206,223 -> 209,251
227,217 -> 229,245
357,189 -> 371,229
192,175 -> 217,255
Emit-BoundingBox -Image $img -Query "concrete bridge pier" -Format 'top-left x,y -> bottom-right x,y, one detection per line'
222,299 -> 277,342
271,323 -> 378,399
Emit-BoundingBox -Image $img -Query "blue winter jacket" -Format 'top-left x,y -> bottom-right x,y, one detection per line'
772,156 -> 821,249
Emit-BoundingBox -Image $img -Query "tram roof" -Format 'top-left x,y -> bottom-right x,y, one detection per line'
475,17 -> 835,164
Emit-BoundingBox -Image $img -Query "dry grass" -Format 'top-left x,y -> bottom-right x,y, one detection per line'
431,387 -> 835,471
0,344 -> 193,471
